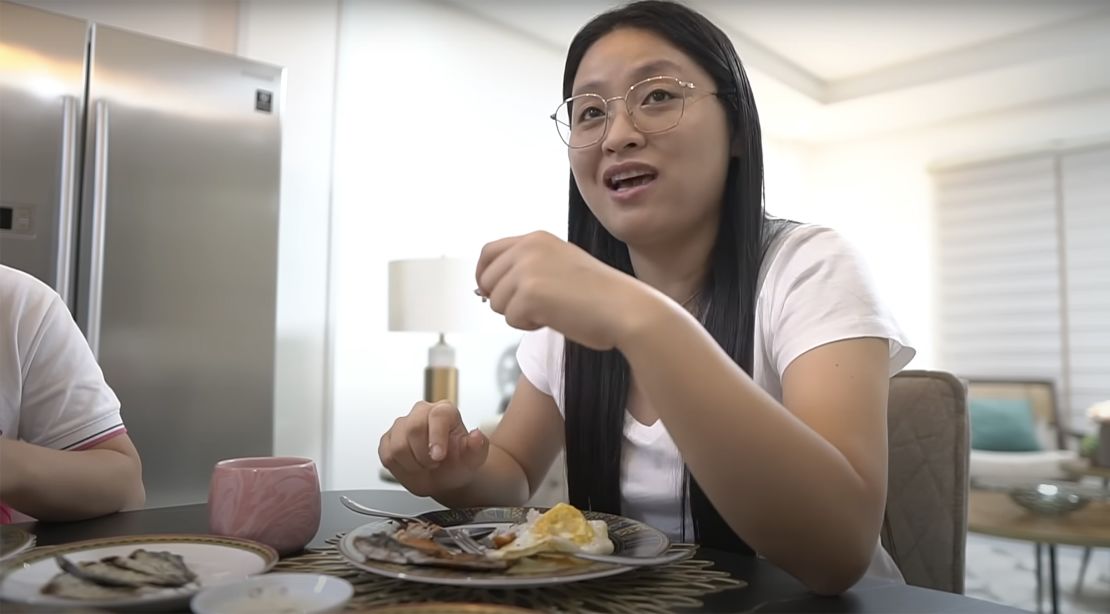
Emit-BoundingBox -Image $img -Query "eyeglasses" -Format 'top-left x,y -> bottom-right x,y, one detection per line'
551,76 -> 719,149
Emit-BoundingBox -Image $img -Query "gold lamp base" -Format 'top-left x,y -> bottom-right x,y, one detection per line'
424,333 -> 458,405
425,365 -> 458,405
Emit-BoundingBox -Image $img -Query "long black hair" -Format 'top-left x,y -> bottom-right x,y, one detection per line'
562,0 -> 790,554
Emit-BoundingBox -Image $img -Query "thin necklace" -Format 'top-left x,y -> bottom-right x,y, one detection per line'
679,289 -> 700,311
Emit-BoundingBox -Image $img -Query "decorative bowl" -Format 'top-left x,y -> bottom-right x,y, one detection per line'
1008,483 -> 1090,516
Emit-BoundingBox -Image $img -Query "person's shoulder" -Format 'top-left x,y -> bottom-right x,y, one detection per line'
759,223 -> 877,304
0,265 -> 60,315
771,223 -> 856,259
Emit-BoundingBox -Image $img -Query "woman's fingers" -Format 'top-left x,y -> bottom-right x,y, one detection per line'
459,429 -> 490,469
427,402 -> 465,462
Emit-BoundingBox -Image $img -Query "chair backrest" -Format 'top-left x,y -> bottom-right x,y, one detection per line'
882,370 -> 969,594
966,378 -> 1064,450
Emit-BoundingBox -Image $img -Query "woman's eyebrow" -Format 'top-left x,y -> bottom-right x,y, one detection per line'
572,58 -> 685,97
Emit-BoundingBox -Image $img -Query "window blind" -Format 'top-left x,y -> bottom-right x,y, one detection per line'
934,146 -> 1110,428
1060,147 -> 1110,421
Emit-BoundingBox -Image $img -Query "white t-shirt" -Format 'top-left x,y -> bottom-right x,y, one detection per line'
0,265 -> 125,522
516,224 -> 914,582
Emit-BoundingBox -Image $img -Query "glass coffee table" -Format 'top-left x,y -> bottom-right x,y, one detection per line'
968,480 -> 1110,614
1061,458 -> 1110,482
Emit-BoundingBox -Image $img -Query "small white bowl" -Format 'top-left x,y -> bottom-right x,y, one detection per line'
190,572 -> 353,614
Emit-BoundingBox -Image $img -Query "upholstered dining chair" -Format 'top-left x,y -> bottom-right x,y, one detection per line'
882,370 -> 970,594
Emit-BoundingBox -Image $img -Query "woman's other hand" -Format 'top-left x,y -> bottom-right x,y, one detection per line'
378,401 -> 489,497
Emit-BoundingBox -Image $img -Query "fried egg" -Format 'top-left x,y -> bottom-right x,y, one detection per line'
487,503 -> 614,560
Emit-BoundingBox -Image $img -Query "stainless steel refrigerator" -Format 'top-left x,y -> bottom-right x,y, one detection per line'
0,1 -> 283,508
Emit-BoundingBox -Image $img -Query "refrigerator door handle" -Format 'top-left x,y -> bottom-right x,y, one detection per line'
55,95 -> 79,307
87,100 -> 109,357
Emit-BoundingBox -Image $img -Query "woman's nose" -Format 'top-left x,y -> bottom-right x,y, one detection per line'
602,105 -> 645,153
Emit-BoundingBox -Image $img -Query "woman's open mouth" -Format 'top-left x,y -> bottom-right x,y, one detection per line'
603,163 -> 659,200
606,170 -> 657,192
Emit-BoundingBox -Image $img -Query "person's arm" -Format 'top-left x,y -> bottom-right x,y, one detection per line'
0,433 -> 145,521
618,297 -> 889,595
433,376 -> 564,508
5,278 -> 146,521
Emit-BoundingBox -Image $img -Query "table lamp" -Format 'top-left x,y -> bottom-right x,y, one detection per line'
388,257 -> 481,406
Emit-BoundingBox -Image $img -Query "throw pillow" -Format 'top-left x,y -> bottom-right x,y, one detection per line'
969,397 -> 1042,452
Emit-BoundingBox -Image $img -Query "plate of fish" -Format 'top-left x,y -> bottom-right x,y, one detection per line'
338,502 -> 670,587
0,534 -> 278,611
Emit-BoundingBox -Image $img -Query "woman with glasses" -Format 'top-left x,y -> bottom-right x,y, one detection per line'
379,0 -> 913,594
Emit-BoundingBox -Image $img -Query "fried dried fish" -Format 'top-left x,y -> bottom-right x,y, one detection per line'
104,549 -> 196,586
353,533 -> 508,571
41,550 -> 198,600
54,556 -> 154,588
42,572 -> 143,600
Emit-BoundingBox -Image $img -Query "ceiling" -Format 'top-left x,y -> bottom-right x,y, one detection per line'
444,0 -> 1110,142
701,0 -> 1102,81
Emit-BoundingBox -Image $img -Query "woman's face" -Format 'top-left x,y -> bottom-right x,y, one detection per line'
568,28 -> 732,248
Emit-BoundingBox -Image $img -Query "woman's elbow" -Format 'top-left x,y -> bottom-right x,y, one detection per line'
123,474 -> 146,511
797,547 -> 872,596
802,566 -> 867,596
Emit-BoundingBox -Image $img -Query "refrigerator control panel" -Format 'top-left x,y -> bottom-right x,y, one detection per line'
0,205 -> 34,236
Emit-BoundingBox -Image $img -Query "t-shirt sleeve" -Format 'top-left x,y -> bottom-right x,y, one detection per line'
765,227 -> 915,378
18,293 -> 125,450
515,327 -> 565,413
516,329 -> 552,396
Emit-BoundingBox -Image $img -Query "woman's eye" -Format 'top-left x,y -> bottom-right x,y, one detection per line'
577,106 -> 605,122
644,89 -> 675,104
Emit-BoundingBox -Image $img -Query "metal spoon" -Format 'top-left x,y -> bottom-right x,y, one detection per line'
339,495 -> 423,521
448,529 -> 690,567
339,496 -> 497,540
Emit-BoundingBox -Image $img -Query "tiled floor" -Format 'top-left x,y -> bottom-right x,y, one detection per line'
965,534 -> 1110,613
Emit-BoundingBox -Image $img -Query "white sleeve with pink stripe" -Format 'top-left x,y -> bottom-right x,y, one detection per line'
2,267 -> 124,451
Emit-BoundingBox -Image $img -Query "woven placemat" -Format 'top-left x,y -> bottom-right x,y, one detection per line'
273,536 -> 745,614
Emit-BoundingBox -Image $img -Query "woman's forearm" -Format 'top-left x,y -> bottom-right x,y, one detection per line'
616,297 -> 881,593
0,439 -> 145,521
431,443 -> 531,509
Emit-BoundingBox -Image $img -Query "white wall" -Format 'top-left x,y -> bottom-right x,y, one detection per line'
329,0 -> 567,489
21,0 -> 337,475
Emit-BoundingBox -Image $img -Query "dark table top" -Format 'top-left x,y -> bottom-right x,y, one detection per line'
14,489 -> 1021,613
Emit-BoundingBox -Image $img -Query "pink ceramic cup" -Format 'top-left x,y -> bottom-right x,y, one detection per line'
208,457 -> 321,556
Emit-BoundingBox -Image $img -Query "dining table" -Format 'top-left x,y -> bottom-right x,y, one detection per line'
8,489 -> 1024,613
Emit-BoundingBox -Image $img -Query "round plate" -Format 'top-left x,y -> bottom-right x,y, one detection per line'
0,526 -> 35,562
0,533 -> 278,611
191,572 -> 353,614
337,507 -> 669,588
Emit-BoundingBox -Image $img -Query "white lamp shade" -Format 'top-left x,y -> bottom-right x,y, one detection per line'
388,257 -> 483,333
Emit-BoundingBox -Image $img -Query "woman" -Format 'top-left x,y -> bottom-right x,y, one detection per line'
379,0 -> 913,594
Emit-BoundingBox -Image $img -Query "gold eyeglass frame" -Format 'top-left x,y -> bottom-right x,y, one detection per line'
550,75 -> 716,149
